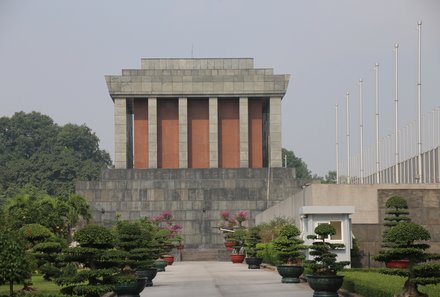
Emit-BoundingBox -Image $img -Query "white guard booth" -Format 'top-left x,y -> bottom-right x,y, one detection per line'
301,206 -> 355,266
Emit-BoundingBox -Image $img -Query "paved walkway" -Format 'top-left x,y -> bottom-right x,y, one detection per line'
141,261 -> 313,297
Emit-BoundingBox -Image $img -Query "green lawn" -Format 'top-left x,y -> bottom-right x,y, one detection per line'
0,275 -> 60,296
341,270 -> 440,297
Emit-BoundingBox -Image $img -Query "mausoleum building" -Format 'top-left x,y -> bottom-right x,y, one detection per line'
107,58 -> 290,169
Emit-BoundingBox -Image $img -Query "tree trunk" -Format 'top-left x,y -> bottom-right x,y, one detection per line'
9,280 -> 13,297
395,279 -> 427,297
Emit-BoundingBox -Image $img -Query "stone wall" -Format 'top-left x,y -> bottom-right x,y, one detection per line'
255,184 -> 440,267
76,168 -> 301,249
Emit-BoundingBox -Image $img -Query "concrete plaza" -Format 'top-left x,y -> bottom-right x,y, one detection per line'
142,261 -> 313,297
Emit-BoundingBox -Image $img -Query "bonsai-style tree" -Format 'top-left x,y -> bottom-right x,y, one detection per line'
272,224 -> 306,265
0,231 -> 32,297
383,196 -> 410,241
115,220 -> 156,271
244,226 -> 262,258
235,210 -> 248,228
19,223 -> 66,280
230,228 -> 247,255
306,224 -> 350,275
375,222 -> 440,297
56,225 -> 130,297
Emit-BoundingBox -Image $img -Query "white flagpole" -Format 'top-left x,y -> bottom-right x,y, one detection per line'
394,43 -> 400,184
417,21 -> 423,183
375,63 -> 380,184
336,104 -> 340,184
359,79 -> 364,184
346,92 -> 351,184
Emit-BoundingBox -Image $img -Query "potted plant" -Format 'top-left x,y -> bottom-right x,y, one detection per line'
151,211 -> 183,266
56,225 -> 144,297
114,220 -> 158,287
219,210 -> 237,250
375,222 -> 440,297
272,224 -> 306,283
305,224 -> 350,297
244,226 -> 263,269
230,228 -> 246,264
382,195 -> 411,269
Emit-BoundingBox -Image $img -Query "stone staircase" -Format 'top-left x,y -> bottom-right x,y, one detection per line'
180,248 -> 231,261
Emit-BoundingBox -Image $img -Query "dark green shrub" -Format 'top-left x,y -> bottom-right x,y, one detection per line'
56,225 -> 129,297
244,226 -> 261,257
375,222 -> 440,296
256,242 -> 279,265
272,224 -> 306,264
306,224 -> 350,275
0,232 -> 32,297
258,217 -> 292,243
114,220 -> 157,270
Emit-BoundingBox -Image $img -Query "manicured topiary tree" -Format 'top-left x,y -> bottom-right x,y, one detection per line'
383,196 -> 410,238
243,226 -> 263,269
0,232 -> 32,296
56,225 -> 130,297
19,223 -> 66,280
273,224 -> 306,265
306,224 -> 350,275
305,224 -> 350,297
375,222 -> 440,297
272,224 -> 306,283
115,220 -> 159,286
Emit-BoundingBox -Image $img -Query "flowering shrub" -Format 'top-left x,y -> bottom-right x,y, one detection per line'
235,210 -> 248,226
150,211 -> 183,251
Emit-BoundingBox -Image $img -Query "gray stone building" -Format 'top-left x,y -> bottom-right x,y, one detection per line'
76,58 -> 302,258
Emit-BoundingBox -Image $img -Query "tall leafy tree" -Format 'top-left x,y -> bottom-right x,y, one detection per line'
0,111 -> 111,197
0,231 -> 32,296
282,148 -> 312,179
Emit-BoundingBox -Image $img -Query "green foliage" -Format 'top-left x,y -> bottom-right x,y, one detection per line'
341,270 -> 440,297
272,224 -> 305,264
56,225 -> 126,297
375,221 -> 440,294
306,224 -> 350,275
0,274 -> 61,296
3,189 -> 91,239
282,148 -> 311,179
0,232 -> 32,296
114,220 -> 156,270
256,242 -> 279,266
0,111 -> 111,197
257,217 -> 293,243
230,228 -> 247,255
74,225 -> 115,248
383,195 -> 410,229
19,224 -> 66,281
244,226 -> 262,257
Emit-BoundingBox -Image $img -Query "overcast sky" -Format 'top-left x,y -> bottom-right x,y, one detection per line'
1,0 -> 439,176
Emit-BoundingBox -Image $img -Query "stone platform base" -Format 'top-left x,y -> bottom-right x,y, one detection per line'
76,168 -> 301,249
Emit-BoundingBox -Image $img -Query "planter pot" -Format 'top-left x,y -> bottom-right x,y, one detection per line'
153,259 -> 167,272
114,278 -> 147,297
306,275 -> 344,297
385,259 -> 410,269
224,241 -> 236,250
162,255 -> 175,265
136,268 -> 158,287
230,254 -> 245,264
276,265 -> 304,283
245,257 -> 263,269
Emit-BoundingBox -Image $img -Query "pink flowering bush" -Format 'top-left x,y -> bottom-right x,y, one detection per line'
235,210 -> 248,225
150,211 -> 183,250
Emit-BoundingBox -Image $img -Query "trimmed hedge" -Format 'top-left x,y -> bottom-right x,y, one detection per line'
341,270 -> 440,297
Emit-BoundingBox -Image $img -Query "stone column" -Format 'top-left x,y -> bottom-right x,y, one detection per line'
239,97 -> 249,168
114,98 -> 127,168
269,97 -> 282,167
148,98 -> 158,168
209,97 -> 218,168
179,97 -> 188,168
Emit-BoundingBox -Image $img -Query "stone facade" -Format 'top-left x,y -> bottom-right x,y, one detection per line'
106,58 -> 290,169
255,184 -> 440,267
76,168 -> 301,249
